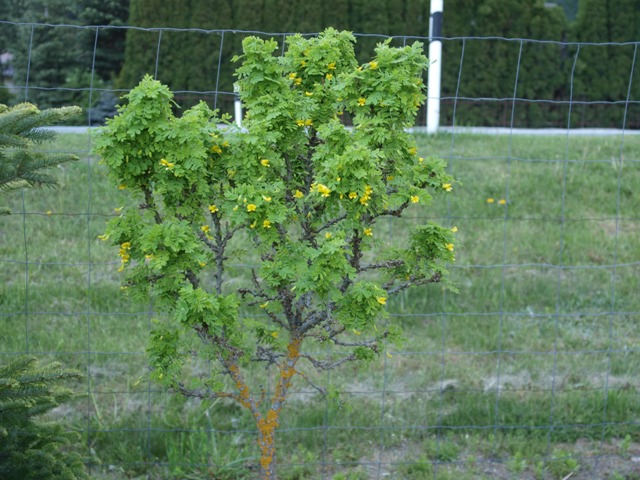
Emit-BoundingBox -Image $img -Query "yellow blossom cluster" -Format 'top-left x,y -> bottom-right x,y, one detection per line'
160,158 -> 174,169
201,225 -> 213,239
359,185 -> 373,206
296,119 -> 313,127
311,183 -> 330,198
208,204 -> 218,214
118,242 -> 131,272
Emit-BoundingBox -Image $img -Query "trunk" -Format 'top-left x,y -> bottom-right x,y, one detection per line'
256,336 -> 302,479
257,409 -> 279,479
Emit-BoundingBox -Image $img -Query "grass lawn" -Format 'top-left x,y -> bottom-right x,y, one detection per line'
1,131 -> 639,479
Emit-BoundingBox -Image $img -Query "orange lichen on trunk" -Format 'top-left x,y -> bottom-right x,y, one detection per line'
256,335 -> 303,480
228,363 -> 254,411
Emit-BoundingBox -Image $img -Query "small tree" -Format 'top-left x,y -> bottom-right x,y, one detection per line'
95,29 -> 456,479
0,357 -> 88,480
0,102 -> 81,213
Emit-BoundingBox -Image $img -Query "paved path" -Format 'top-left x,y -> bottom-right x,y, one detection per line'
48,125 -> 640,136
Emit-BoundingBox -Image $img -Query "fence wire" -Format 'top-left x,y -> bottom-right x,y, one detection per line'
1,21 -> 639,479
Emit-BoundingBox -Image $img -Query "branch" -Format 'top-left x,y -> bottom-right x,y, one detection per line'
317,213 -> 348,233
299,352 -> 358,371
140,186 -> 163,224
294,368 -> 327,395
358,259 -> 405,273
175,382 -> 241,402
385,270 -> 442,295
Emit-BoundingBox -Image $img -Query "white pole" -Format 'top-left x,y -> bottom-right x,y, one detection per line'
427,0 -> 443,134
233,82 -> 242,128
234,97 -> 243,128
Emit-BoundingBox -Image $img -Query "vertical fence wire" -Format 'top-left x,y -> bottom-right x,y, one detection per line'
492,39 -> 524,455
596,41 -> 639,474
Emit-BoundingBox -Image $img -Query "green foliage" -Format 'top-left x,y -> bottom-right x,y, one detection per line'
0,357 -> 88,480
572,0 -> 640,128
0,102 -> 81,213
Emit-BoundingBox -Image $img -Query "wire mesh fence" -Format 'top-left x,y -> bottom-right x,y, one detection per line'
1,21 -> 639,479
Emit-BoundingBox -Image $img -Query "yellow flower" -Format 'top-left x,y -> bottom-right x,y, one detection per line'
325,73 -> 333,80
327,62 -> 336,70
250,220 -> 257,229
325,232 -> 332,239
120,242 -> 131,249
304,91 -> 313,97
262,195 -> 272,202
300,60 -> 307,66
418,157 -> 424,163
363,228 -> 373,237
270,331 -> 278,338
451,226 -> 458,233
263,219 -> 271,229
208,204 -> 218,213
211,145 -> 222,154
304,119 -> 313,126
349,192 -> 358,200
198,261 -> 206,267
408,147 -> 417,155
498,199 -> 507,205
247,204 -> 257,212
316,184 -> 331,197
97,234 -> 109,241
376,296 -> 387,305
293,190 -> 304,199
357,97 -> 366,106
296,119 -> 305,127
260,159 -> 270,167
200,225 -> 210,233
118,184 -> 126,190
443,183 -> 453,192
294,77 -> 302,85
386,175 -> 394,181
369,61 -> 378,69
159,158 -> 175,168
359,185 -> 373,205
410,195 -> 419,203
486,198 -> 495,204
288,72 -> 297,80
446,243 -> 454,252
222,140 -> 230,148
